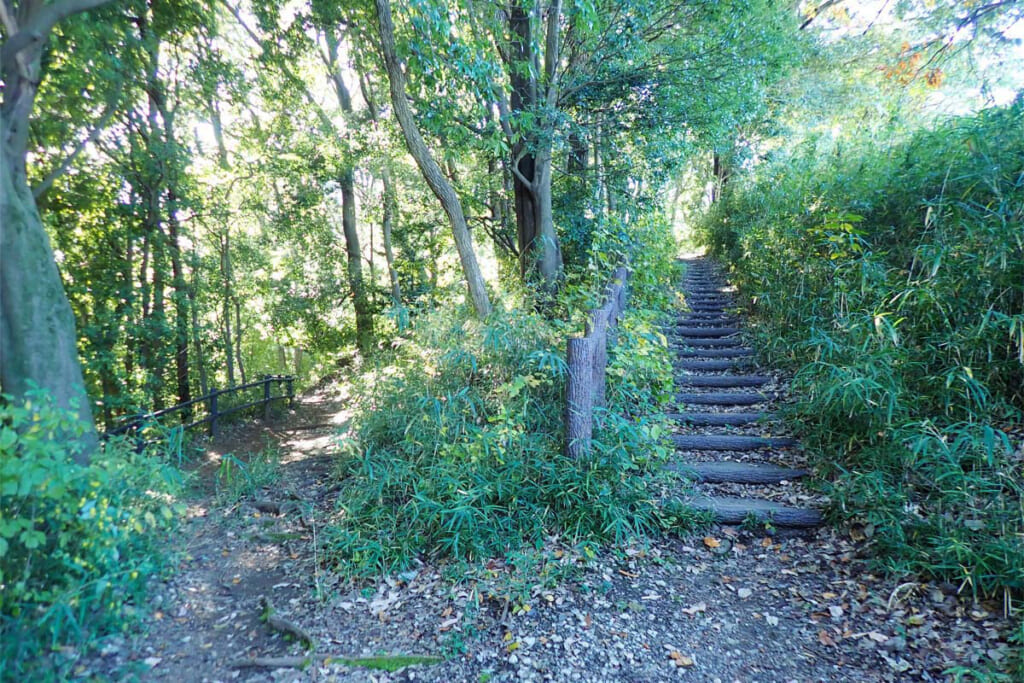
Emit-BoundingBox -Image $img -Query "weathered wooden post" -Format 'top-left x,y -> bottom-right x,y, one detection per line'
263,375 -> 272,421
208,389 -> 219,438
286,376 -> 295,408
566,336 -> 596,458
587,305 -> 611,411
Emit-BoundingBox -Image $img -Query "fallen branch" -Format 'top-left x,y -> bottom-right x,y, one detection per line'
260,597 -> 313,648
229,653 -> 443,671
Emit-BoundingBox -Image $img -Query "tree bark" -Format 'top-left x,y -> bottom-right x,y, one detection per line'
326,32 -> 375,355
374,0 -> 491,317
380,165 -> 402,304
340,168 -> 374,354
0,0 -> 112,460
220,232 -> 236,386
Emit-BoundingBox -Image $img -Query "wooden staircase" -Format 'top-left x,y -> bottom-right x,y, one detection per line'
665,258 -> 823,530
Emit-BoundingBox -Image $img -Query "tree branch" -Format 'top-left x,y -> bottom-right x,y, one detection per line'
33,83 -> 123,200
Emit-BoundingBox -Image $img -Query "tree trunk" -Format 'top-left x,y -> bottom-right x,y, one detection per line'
189,249 -> 209,398
220,232 -> 235,386
339,169 -> 374,354
381,165 -> 402,304
234,299 -> 246,385
326,32 -> 375,355
374,0 -> 491,317
0,163 -> 99,460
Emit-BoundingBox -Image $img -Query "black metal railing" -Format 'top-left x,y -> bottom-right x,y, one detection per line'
105,374 -> 295,441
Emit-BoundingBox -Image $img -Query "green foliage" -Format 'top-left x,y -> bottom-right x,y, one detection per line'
324,214 -> 682,576
701,99 -> 1024,606
0,391 -> 185,680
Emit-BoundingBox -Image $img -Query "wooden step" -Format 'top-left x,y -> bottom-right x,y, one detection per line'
667,461 -> 809,484
671,434 -> 797,450
687,495 -> 822,528
666,411 -> 768,426
678,374 -> 770,388
683,311 -> 736,319
677,317 -> 739,325
689,305 -> 728,311
674,359 -> 749,371
675,327 -> 741,338
677,392 -> 769,406
673,338 -> 745,347
673,348 -> 754,358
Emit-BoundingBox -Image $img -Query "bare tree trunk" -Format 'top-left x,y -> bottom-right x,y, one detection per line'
189,249 -> 208,398
381,165 -> 402,304
374,0 -> 491,317
234,299 -> 246,385
325,33 -> 375,355
220,232 -> 235,386
339,168 -> 375,354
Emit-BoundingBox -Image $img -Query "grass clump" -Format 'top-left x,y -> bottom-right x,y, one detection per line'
0,390 -> 185,681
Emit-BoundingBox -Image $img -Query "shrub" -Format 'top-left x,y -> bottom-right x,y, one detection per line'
0,390 -> 184,680
322,212 -> 684,577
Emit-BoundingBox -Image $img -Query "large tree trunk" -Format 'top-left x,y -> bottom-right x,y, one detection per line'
375,0 -> 491,317
0,164 -> 99,459
506,0 -> 563,291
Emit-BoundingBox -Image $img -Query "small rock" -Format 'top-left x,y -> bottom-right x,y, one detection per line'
737,588 -> 752,599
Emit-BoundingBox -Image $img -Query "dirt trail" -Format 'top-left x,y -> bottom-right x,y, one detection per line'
77,310 -> 1016,682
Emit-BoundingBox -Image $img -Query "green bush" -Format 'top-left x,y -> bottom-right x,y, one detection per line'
0,390 -> 184,680
323,212 -> 684,577
701,97 -> 1024,601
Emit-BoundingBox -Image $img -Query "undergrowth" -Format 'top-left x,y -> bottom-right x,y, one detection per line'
322,212 -> 692,578
701,97 -> 1023,677
0,390 -> 185,681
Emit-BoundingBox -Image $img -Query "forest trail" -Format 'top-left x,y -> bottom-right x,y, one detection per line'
76,286 -> 1015,683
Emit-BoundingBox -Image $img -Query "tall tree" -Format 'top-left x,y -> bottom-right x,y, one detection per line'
374,0 -> 492,317
1,0 -> 112,459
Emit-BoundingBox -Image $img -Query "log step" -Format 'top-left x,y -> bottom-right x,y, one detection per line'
689,305 -> 728,311
673,338 -> 745,347
671,434 -> 797,451
674,359 -> 749,371
683,312 -> 736,319
678,392 -> 769,406
687,495 -> 823,528
675,327 -> 741,338
674,348 -> 755,358
667,461 -> 809,484
677,374 -> 770,388
678,316 -> 738,325
666,411 -> 768,426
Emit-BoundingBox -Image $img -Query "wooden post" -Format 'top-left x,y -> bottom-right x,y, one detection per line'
209,389 -> 219,438
566,336 -> 596,458
263,375 -> 272,421
286,376 -> 295,408
587,305 -> 611,411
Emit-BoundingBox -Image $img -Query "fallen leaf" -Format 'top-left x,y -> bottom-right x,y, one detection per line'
668,651 -> 694,667
818,629 -> 836,647
441,607 -> 453,618
703,536 -> 721,549
619,569 -> 638,578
